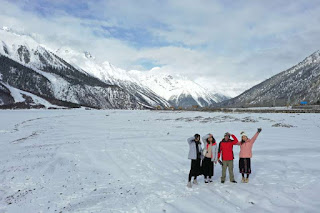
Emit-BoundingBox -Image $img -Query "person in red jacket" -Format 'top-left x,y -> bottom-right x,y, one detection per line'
218,132 -> 239,183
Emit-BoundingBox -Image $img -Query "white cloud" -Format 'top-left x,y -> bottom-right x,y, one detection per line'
1,0 -> 320,97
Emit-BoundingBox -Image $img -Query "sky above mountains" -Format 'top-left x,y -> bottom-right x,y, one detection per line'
1,0 -> 320,97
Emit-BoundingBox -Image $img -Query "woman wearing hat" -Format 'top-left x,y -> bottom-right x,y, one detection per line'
238,128 -> 262,183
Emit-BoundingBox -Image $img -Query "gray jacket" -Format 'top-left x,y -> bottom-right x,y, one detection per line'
187,136 -> 203,160
202,134 -> 218,162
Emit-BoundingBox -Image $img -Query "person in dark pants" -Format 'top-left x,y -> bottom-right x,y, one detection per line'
187,134 -> 203,188
237,128 -> 262,183
202,134 -> 218,183
218,132 -> 239,183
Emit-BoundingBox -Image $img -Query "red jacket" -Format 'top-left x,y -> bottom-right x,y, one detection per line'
218,134 -> 239,161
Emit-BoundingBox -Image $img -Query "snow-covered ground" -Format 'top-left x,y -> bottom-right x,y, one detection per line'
0,110 -> 319,213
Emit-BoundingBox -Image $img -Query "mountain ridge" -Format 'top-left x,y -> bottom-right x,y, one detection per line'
128,69 -> 229,107
0,29 -> 161,109
219,50 -> 320,107
0,27 -> 230,109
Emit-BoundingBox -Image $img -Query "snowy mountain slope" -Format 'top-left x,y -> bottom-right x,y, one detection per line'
0,28 -> 156,109
0,54 -> 140,109
219,50 -> 320,107
0,82 -> 14,105
1,82 -> 59,108
55,47 -> 170,108
129,69 -> 229,107
0,27 -> 227,109
55,47 -> 229,108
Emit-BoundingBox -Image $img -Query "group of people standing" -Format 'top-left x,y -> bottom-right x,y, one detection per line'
187,128 -> 262,188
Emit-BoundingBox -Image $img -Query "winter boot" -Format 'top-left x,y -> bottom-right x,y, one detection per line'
241,177 -> 245,183
187,182 -> 192,188
209,178 -> 213,183
193,179 -> 198,185
245,178 -> 249,183
231,180 -> 237,183
204,177 -> 209,183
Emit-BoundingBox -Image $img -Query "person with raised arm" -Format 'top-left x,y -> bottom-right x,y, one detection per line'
238,128 -> 262,183
187,134 -> 203,188
218,132 -> 239,183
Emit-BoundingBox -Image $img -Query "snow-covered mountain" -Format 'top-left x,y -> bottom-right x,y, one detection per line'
129,69 -> 229,107
0,27 -> 168,109
0,27 -> 228,109
219,50 -> 320,107
55,47 -> 170,108
55,48 -> 229,108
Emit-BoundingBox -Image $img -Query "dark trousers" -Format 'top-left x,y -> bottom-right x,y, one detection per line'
239,158 -> 251,174
202,157 -> 214,178
188,159 -> 201,181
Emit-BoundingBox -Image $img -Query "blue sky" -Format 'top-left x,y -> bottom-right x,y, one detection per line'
1,0 -> 320,96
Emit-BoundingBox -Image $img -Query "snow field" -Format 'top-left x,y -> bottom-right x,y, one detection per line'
0,110 -> 319,213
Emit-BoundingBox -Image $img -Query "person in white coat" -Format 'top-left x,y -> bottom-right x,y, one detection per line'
202,134 -> 218,183
187,134 -> 203,188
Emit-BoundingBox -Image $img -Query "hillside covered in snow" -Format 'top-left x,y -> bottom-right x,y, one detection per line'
219,51 -> 320,107
0,28 -> 167,109
0,27 -> 227,109
129,69 -> 229,107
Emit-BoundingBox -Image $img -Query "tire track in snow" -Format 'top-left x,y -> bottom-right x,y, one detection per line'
9,114 -> 76,144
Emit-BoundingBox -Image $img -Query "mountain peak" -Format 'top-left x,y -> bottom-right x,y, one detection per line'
84,51 -> 94,59
309,49 -> 320,59
0,27 -> 43,54
128,70 -> 229,107
1,28 -> 228,109
56,47 -> 77,55
2,26 -> 10,32
301,50 -> 320,65
1,26 -> 40,41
